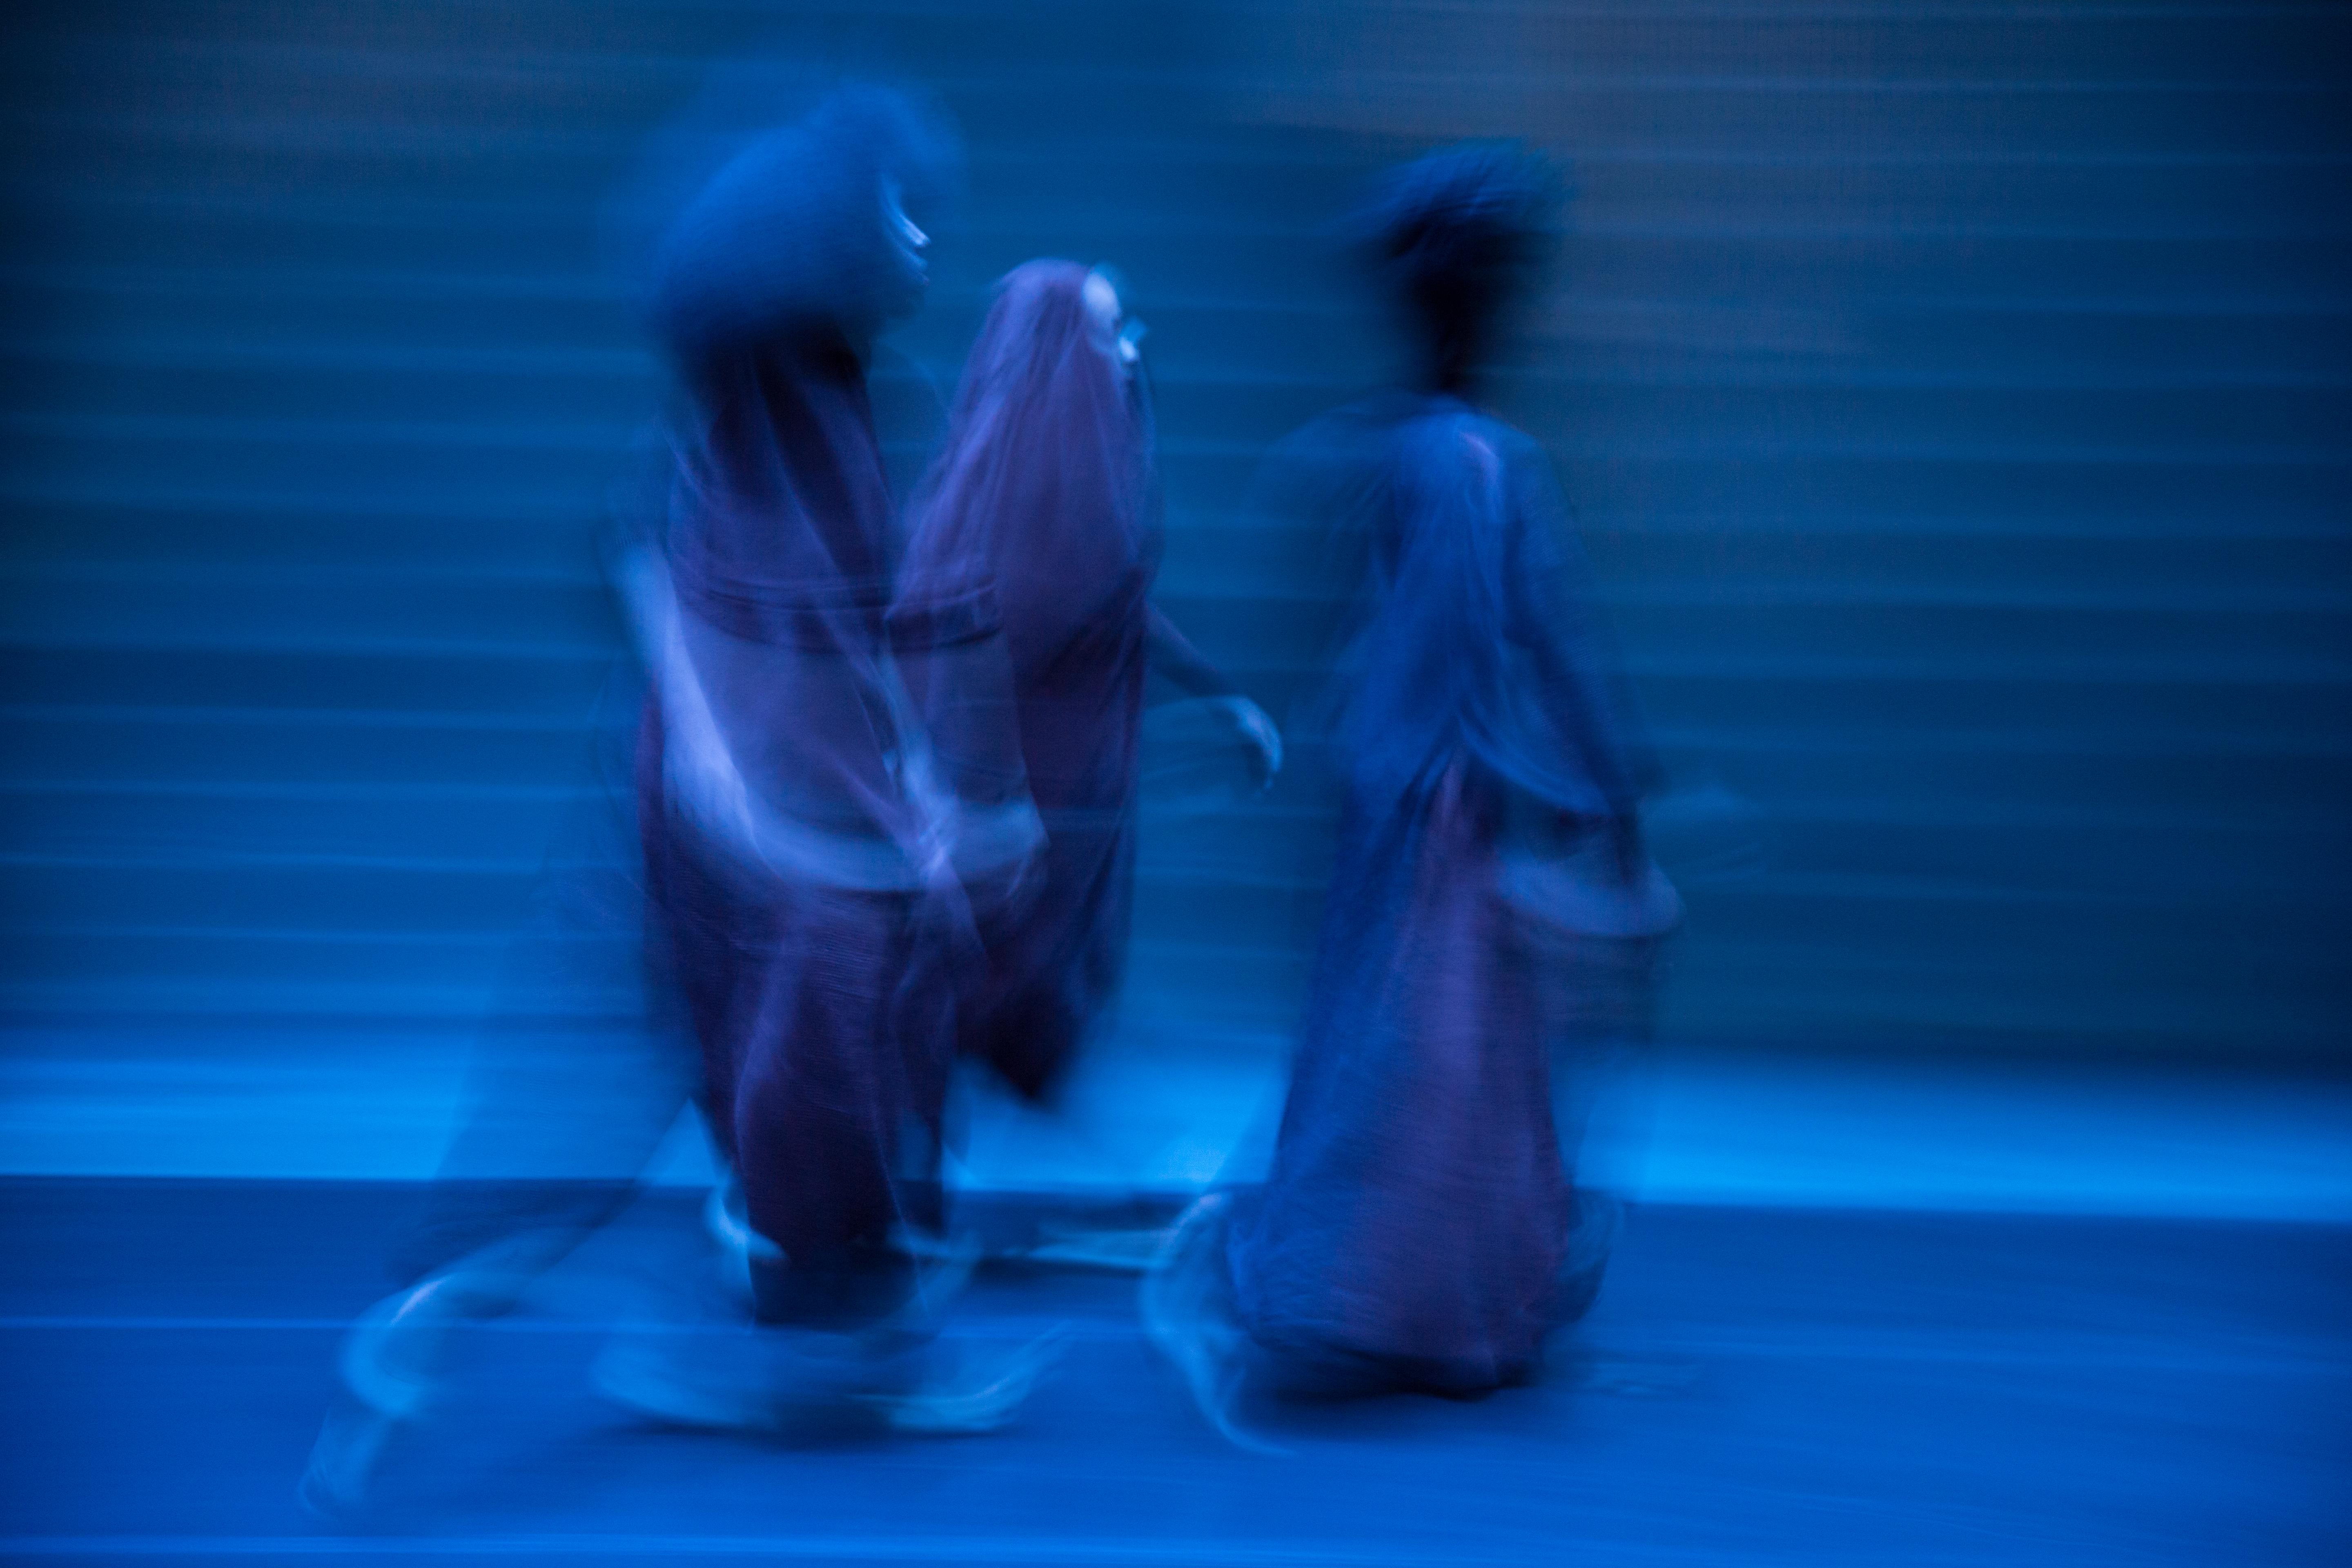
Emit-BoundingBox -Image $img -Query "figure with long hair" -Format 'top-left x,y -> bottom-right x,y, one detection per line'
897,261 -> 1279,1107
1145,147 -> 1678,1440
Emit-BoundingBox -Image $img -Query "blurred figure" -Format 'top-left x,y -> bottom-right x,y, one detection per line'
300,664 -> 703,1514
897,261 -> 1279,1115
1146,147 -> 1679,1442
600,84 -> 1066,1435
303,84 -> 1029,1511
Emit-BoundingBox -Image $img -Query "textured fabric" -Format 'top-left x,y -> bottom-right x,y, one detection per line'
1320,404 -> 1661,831
633,97 -> 978,1328
640,718 -> 951,1327
1227,401 -> 1669,1394
897,262 -> 1158,1098
1230,766 -> 1569,1394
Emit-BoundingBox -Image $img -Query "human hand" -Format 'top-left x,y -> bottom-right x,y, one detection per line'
1213,696 -> 1283,790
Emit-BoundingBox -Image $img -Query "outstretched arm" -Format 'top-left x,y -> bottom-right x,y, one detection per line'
1145,604 -> 1238,699
1147,604 -> 1282,788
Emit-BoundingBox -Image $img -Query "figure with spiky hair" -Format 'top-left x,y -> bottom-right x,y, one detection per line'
1145,146 -> 1678,1438
1359,142 -> 1566,394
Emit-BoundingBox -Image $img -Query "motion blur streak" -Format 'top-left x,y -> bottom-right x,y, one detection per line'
0,1 -> 2346,1565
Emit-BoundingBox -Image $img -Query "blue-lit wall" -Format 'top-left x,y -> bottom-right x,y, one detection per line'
2,0 -> 2345,1067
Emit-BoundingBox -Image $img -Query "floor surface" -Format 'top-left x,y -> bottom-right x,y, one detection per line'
1,1179 -> 2345,1566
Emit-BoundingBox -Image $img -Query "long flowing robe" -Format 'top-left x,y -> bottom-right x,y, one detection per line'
894,262 -> 1158,1100
632,105 -> 1024,1329
1226,400 -> 1675,1394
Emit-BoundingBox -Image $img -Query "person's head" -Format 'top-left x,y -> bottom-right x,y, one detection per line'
1080,266 -> 1145,377
804,84 -> 960,330
908,257 -> 1154,593
955,259 -> 1143,406
1353,144 -> 1563,393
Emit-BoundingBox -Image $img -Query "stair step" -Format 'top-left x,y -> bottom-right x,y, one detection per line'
2,0 -> 2341,1059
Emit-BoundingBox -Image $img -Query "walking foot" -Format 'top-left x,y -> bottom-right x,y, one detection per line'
1140,1194 -> 1287,1456
297,1398 -> 400,1520
862,1325 -> 1068,1435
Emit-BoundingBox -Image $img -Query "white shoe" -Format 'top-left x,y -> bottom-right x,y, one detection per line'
884,1226 -> 982,1335
1028,1221 -> 1176,1273
591,1328 -> 800,1432
1554,1189 -> 1624,1324
862,1327 -> 1068,1436
592,1321 -> 931,1434
302,1259 -> 535,1514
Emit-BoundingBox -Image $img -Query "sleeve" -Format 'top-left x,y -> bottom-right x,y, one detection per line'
1144,603 -> 1241,699
1504,437 -> 1666,813
1236,411 -> 1387,692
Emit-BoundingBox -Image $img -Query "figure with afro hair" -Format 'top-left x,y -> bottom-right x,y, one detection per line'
301,84 -> 1062,1514
1145,146 -> 1677,1437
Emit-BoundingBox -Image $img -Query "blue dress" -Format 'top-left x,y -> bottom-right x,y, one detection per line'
1226,400 -> 1671,1395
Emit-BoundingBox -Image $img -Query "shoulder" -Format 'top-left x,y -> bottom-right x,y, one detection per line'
1390,404 -> 1530,499
1247,398 -> 1403,527
1262,396 -> 1406,474
1417,407 -> 1544,478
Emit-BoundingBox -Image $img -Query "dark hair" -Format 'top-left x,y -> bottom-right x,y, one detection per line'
1354,144 -> 1564,391
650,81 -> 964,353
807,81 -> 962,231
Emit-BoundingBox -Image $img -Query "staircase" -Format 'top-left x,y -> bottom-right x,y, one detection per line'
2,0 -> 2345,1080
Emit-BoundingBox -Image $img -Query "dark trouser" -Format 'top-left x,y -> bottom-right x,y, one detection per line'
645,802 -> 959,1332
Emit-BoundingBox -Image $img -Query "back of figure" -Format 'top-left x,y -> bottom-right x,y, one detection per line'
1233,404 -> 1661,1395
1151,145 -> 1677,1429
